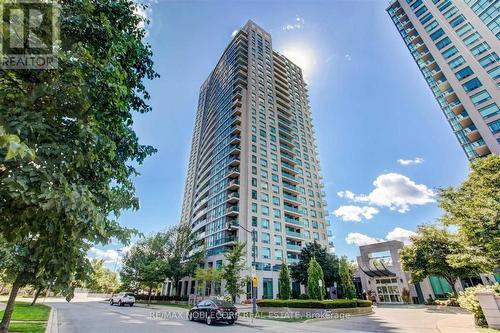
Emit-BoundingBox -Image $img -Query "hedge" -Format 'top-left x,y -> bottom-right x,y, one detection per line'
256,299 -> 372,309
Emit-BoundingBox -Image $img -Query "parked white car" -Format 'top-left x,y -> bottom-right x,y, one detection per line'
110,292 -> 135,307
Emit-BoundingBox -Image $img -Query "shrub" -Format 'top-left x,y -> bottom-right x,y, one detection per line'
256,299 -> 371,309
457,283 -> 500,327
298,293 -> 310,299
291,289 -> 300,299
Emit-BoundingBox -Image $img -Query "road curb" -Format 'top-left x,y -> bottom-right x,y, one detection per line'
45,306 -> 58,333
235,320 -> 264,330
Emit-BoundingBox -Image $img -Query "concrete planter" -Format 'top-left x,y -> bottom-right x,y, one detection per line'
256,306 -> 373,318
476,291 -> 500,329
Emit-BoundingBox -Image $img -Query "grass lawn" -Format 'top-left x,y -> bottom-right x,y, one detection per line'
7,322 -> 46,333
136,300 -> 192,310
239,311 -> 308,322
0,302 -> 51,321
478,328 -> 500,333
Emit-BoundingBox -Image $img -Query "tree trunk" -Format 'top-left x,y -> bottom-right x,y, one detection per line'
0,277 -> 22,333
31,287 -> 43,306
147,286 -> 152,306
446,277 -> 458,298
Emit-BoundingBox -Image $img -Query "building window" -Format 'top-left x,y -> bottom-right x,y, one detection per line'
471,42 -> 490,56
441,46 -> 458,59
462,78 -> 482,92
455,66 -> 474,80
262,247 -> 271,259
435,37 -> 451,50
488,120 -> 500,134
479,103 -> 499,119
448,56 -> 465,69
262,232 -> 270,244
262,218 -> 270,229
479,52 -> 499,68
450,15 -> 465,28
430,28 -> 445,41
274,235 -> 282,246
470,90 -> 491,106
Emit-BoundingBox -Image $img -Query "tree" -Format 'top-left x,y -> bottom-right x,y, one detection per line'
439,155 -> 500,268
400,225 -> 484,297
0,125 -> 34,163
291,241 -> 339,290
194,268 -> 222,296
120,233 -> 170,305
163,224 -> 203,297
278,262 -> 291,300
0,0 -> 156,331
87,259 -> 119,293
221,242 -> 247,302
307,257 -> 325,300
339,257 -> 356,299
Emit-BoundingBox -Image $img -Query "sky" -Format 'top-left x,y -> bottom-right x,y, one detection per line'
88,0 -> 471,267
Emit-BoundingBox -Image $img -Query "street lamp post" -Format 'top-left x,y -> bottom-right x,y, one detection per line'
226,221 -> 257,315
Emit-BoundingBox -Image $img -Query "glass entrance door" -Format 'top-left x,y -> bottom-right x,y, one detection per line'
263,278 -> 273,299
375,278 -> 402,303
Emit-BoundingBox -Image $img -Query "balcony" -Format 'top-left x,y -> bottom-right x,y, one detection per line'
228,166 -> 240,178
281,151 -> 295,164
286,243 -> 303,252
282,171 -> 299,184
287,258 -> 299,264
229,125 -> 241,135
282,182 -> 300,195
229,134 -> 240,145
226,205 -> 240,217
229,145 -> 241,156
451,103 -> 465,116
227,179 -> 240,190
457,112 -> 472,127
227,155 -> 240,167
281,161 -> 297,174
230,115 -> 241,126
284,216 -> 303,227
283,193 -> 300,204
473,140 -> 490,156
227,192 -> 240,204
284,204 -> 302,218
286,230 -> 304,239
464,126 -> 481,142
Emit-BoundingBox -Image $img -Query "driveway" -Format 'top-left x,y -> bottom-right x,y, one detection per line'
45,298 -> 258,333
42,299 -> 477,333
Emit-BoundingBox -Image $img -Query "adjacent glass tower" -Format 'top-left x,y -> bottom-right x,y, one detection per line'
178,20 -> 332,299
387,0 -> 499,160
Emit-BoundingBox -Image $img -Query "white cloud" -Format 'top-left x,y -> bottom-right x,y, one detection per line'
345,227 -> 417,247
283,17 -> 305,31
337,190 -> 356,200
345,54 -> 352,61
397,157 -> 424,166
333,205 -> 379,222
88,244 -> 133,264
88,247 -> 120,264
345,233 -> 382,246
338,173 -> 435,213
133,1 -> 154,32
386,227 -> 416,244
231,30 -> 239,38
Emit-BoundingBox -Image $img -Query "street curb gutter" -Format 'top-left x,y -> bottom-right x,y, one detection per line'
45,306 -> 58,333
235,321 -> 264,330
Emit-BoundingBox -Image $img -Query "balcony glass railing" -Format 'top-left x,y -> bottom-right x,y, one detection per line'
286,230 -> 304,238
283,193 -> 299,202
286,243 -> 302,251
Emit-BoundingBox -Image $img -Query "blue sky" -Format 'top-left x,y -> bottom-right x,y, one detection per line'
89,0 -> 471,265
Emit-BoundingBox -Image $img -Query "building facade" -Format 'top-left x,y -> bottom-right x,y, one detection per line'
356,240 -> 499,304
171,20 -> 332,300
387,0 -> 500,160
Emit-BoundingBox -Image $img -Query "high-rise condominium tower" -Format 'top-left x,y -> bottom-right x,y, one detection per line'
177,20 -> 331,299
387,0 -> 499,160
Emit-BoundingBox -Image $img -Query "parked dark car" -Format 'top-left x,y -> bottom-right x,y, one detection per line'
188,298 -> 238,325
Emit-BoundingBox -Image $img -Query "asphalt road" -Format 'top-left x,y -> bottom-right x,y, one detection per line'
44,299 -> 477,333
45,299 -> 259,333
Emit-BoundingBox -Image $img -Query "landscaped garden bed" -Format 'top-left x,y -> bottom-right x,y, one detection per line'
256,299 -> 373,316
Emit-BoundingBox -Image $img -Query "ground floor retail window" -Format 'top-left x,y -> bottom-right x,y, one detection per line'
263,278 -> 273,299
375,278 -> 401,303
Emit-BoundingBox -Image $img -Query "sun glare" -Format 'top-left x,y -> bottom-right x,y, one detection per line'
281,44 -> 317,82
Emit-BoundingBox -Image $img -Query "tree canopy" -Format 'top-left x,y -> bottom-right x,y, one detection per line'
439,154 -> 500,268
0,0 -> 156,331
278,261 -> 291,300
339,257 -> 356,299
221,242 -> 247,302
87,259 -> 119,293
400,225 -> 484,296
307,257 -> 325,300
291,241 -> 339,287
